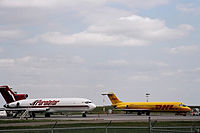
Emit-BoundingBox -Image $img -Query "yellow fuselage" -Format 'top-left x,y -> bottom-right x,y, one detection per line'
115,102 -> 191,112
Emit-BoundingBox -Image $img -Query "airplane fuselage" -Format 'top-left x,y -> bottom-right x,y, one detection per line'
102,92 -> 191,115
5,98 -> 96,113
114,102 -> 191,112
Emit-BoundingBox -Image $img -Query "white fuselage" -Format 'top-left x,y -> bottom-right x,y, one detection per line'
5,98 -> 96,113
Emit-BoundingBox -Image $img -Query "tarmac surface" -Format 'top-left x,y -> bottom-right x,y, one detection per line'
0,114 -> 200,127
46,114 -> 200,121
1,114 -> 200,121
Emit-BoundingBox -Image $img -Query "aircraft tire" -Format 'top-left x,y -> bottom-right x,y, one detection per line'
31,112 -> 35,118
146,112 -> 150,116
137,112 -> 142,115
82,113 -> 86,117
45,113 -> 50,117
30,113 -> 35,118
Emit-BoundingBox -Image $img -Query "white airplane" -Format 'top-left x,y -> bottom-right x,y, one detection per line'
0,85 -> 96,118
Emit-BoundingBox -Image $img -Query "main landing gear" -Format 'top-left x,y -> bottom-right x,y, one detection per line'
82,112 -> 87,117
137,112 -> 142,115
45,113 -> 51,117
30,112 -> 35,118
137,111 -> 150,116
146,112 -> 150,116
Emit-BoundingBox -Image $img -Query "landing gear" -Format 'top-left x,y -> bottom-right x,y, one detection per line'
82,113 -> 87,117
30,112 -> 35,118
45,113 -> 51,117
137,112 -> 142,115
13,111 -> 20,118
146,112 -> 150,116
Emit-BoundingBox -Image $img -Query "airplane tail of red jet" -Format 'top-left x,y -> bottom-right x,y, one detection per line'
0,85 -> 28,104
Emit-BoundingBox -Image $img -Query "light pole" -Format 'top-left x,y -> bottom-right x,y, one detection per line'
146,93 -> 150,102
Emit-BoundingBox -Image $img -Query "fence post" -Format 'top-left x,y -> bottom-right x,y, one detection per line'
105,120 -> 112,133
51,121 -> 57,133
148,117 -> 152,133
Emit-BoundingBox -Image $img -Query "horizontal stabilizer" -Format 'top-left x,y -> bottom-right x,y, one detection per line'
101,92 -> 114,95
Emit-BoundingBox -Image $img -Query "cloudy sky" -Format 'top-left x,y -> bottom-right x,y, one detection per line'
0,0 -> 200,106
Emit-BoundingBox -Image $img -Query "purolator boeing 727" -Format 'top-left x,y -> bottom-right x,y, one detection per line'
102,92 -> 191,115
0,85 -> 96,118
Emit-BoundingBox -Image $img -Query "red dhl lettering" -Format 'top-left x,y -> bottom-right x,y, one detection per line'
155,105 -> 175,110
32,100 -> 60,106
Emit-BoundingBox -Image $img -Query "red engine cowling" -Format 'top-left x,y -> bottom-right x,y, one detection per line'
15,94 -> 28,101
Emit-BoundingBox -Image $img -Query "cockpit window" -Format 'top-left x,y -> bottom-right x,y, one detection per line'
85,101 -> 92,104
179,104 -> 187,107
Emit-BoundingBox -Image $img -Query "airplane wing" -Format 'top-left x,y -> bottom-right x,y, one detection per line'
3,107 -> 49,112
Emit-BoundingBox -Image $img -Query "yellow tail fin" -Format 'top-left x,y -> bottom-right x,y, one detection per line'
102,92 -> 121,104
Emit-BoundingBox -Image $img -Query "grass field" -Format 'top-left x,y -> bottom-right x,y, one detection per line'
0,118 -> 200,133
0,119 -> 200,129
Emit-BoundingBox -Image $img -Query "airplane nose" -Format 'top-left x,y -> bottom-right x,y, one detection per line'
187,107 -> 191,112
89,103 -> 96,111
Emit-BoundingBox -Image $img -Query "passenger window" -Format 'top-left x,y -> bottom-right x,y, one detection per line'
179,104 -> 187,107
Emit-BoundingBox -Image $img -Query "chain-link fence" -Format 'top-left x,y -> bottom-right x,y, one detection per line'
0,126 -> 200,133
0,117 -> 200,133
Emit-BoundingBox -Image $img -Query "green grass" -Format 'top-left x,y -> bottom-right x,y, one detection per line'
0,119 -> 60,124
0,120 -> 200,133
1,120 -> 200,130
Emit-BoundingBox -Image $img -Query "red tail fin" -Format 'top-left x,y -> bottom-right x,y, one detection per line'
0,85 -> 28,104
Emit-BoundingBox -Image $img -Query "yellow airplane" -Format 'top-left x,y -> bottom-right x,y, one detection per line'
102,92 -> 191,115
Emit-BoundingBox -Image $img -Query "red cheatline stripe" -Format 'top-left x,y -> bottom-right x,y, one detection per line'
8,105 -> 90,108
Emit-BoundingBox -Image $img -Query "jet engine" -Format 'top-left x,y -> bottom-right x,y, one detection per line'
5,102 -> 20,108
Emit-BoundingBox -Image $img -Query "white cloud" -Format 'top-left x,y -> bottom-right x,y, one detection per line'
0,58 -> 15,67
0,0 -> 169,9
102,60 -> 129,67
167,45 -> 200,54
180,67 -> 200,73
0,0 -> 106,8
96,84 -> 105,89
161,66 -> 200,77
148,61 -> 169,67
110,0 -> 170,9
0,56 -> 85,69
193,67 -> 200,72
0,48 -> 3,53
0,0 -> 193,47
0,29 -> 24,40
16,56 -> 32,63
0,56 -> 33,68
128,75 -> 157,82
39,32 -> 117,46
176,3 -> 199,14
195,78 -> 200,83
0,0 -> 56,8
71,56 -> 86,64
35,14 -> 193,47
161,72 -> 175,76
